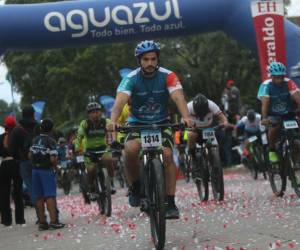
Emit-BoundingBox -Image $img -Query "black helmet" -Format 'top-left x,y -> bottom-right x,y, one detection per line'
247,109 -> 256,122
193,94 -> 209,117
86,102 -> 103,113
41,118 -> 54,132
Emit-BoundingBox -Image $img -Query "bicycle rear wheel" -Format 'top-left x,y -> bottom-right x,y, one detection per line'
148,159 -> 166,250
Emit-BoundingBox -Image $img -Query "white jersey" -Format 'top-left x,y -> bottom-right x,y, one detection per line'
237,114 -> 261,133
187,100 -> 222,127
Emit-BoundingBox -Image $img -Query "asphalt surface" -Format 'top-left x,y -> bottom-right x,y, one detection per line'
1,166 -> 300,250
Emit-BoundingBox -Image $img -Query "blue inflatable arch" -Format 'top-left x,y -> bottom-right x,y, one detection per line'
0,0 -> 299,84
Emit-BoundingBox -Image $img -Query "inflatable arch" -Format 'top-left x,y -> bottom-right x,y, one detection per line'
0,0 -> 299,84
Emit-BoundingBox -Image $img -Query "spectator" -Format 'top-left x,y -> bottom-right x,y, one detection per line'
30,118 -> 64,231
221,79 -> 241,123
0,116 -> 25,226
9,106 -> 38,204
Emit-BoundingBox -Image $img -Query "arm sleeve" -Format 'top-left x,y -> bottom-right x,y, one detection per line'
166,72 -> 183,93
187,101 -> 194,115
287,80 -> 300,95
208,100 -> 222,115
74,120 -> 87,150
236,118 -> 245,129
117,77 -> 134,96
257,83 -> 270,100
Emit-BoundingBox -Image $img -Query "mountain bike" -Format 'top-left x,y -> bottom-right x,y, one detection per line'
118,123 -> 183,250
244,131 -> 268,180
268,118 -> 300,197
190,125 -> 224,202
84,150 -> 113,216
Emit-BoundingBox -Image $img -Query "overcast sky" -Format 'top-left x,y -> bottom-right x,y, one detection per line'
0,0 -> 300,104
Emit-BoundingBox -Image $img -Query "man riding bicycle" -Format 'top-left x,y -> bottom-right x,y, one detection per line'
108,40 -> 193,219
75,102 -> 115,203
187,93 -> 228,159
257,62 -> 300,164
236,109 -> 263,164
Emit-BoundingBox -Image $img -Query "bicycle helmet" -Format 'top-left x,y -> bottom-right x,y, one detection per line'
86,102 -> 103,113
246,109 -> 256,123
193,93 -> 209,117
268,62 -> 286,76
135,40 -> 160,58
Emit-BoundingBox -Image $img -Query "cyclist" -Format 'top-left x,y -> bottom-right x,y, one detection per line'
57,137 -> 71,169
257,61 -> 300,164
75,102 -> 115,203
187,93 -> 228,159
236,109 -> 262,164
108,40 -> 193,219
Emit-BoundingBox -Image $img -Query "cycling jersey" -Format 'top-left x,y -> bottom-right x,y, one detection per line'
117,67 -> 182,124
237,114 -> 261,135
257,78 -> 299,116
74,118 -> 108,151
187,100 -> 222,127
30,134 -> 57,169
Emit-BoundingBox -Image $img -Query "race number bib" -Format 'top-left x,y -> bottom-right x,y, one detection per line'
202,129 -> 215,140
283,120 -> 298,129
76,156 -> 84,163
141,129 -> 162,148
248,135 -> 258,143
261,133 -> 268,145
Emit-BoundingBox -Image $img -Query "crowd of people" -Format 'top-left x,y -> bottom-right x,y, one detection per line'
1,40 -> 300,233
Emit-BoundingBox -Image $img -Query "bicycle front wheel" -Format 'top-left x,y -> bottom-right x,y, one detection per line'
210,149 -> 224,201
193,154 -> 209,202
96,168 -> 112,217
286,152 -> 300,197
268,162 -> 287,197
148,159 -> 166,250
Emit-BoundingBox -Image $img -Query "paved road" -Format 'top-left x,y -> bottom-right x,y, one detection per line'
1,167 -> 300,250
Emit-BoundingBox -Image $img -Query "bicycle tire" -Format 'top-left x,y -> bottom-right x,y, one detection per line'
184,153 -> 191,183
79,169 -> 90,203
193,153 -> 209,201
286,151 -> 300,197
117,160 -> 125,188
96,168 -> 112,217
148,159 -> 166,250
62,171 -> 72,195
268,162 -> 287,197
210,148 -> 224,201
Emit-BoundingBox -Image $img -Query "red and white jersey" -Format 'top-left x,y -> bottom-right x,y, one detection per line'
187,99 -> 222,127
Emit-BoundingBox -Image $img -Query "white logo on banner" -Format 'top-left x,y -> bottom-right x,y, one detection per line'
44,0 -> 182,38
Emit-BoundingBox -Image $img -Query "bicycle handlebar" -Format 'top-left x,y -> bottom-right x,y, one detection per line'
116,123 -> 185,133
